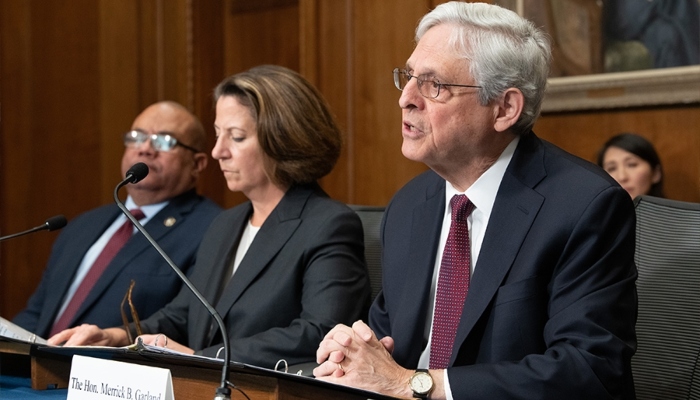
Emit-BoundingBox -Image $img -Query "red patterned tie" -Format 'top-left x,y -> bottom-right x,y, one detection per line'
50,209 -> 145,336
429,195 -> 474,369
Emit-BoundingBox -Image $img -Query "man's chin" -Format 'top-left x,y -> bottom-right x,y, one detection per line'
401,142 -> 425,163
128,181 -> 155,190
125,184 -> 162,197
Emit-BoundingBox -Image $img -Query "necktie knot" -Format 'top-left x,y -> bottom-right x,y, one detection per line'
450,194 -> 474,222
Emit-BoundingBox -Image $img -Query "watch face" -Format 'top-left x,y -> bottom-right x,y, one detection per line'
410,372 -> 433,394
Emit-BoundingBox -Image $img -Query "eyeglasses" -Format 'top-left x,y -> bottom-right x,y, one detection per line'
123,129 -> 199,153
120,279 -> 142,343
393,68 -> 482,99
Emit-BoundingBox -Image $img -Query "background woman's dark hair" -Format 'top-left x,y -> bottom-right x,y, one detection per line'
213,65 -> 342,188
597,132 -> 664,197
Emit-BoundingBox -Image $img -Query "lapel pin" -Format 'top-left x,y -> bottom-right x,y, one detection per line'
164,217 -> 176,227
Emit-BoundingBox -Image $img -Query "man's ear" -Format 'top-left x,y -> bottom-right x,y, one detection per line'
193,152 -> 208,176
493,88 -> 524,132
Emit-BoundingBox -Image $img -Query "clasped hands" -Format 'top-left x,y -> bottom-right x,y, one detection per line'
314,320 -> 414,398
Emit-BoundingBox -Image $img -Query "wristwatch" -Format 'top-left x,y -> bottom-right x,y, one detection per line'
408,369 -> 434,399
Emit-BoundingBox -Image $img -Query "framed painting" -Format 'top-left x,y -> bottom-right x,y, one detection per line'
494,0 -> 700,111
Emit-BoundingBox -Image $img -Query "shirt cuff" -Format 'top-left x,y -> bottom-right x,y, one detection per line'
444,369 -> 454,400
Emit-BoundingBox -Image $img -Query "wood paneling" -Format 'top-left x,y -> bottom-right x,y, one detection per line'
99,0 -> 142,199
190,1 -> 229,207
1,0 -> 104,319
346,1 -> 431,205
299,0 -> 352,201
536,105 -> 700,202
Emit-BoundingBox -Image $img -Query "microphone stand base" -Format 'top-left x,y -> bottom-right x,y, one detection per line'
214,386 -> 231,400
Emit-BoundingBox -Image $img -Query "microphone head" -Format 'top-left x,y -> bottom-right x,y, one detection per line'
45,215 -> 67,231
126,162 -> 149,184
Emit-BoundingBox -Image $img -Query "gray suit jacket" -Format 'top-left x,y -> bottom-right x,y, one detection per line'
139,183 -> 371,369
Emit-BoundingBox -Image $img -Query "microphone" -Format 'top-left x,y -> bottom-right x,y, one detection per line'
0,215 -> 68,243
115,162 -> 233,400
124,162 -> 149,184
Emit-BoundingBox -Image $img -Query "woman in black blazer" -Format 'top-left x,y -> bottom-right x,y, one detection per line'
50,65 -> 371,369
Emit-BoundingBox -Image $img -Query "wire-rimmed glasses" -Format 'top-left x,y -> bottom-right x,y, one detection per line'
393,68 -> 482,99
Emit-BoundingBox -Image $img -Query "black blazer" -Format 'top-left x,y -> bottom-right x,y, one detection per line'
370,132 -> 637,399
138,183 -> 371,369
13,189 -> 222,338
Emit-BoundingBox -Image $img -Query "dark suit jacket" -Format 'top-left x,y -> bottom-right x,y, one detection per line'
369,132 -> 637,399
13,189 -> 222,339
138,183 -> 371,369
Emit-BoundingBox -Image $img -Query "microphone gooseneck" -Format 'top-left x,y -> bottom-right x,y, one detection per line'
0,215 -> 68,243
114,164 -> 233,400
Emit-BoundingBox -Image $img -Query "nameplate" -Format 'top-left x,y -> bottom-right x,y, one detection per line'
67,355 -> 173,400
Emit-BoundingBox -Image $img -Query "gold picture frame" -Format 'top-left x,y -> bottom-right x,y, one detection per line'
542,65 -> 700,112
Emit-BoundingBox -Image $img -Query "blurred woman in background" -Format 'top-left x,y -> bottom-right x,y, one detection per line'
597,132 -> 664,199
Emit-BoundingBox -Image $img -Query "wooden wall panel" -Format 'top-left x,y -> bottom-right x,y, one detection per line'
223,1 -> 300,73
300,0 -> 352,202
0,0 -> 39,320
190,1 -> 229,208
0,0 -> 104,319
535,105 -> 700,202
346,0 -> 431,206
99,0 -> 142,200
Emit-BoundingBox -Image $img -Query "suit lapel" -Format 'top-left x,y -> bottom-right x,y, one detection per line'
39,208 -> 120,333
452,133 -> 547,363
190,206 -> 249,348
212,185 -> 311,320
397,176 -> 446,366
200,209 -> 249,307
71,193 -> 198,324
